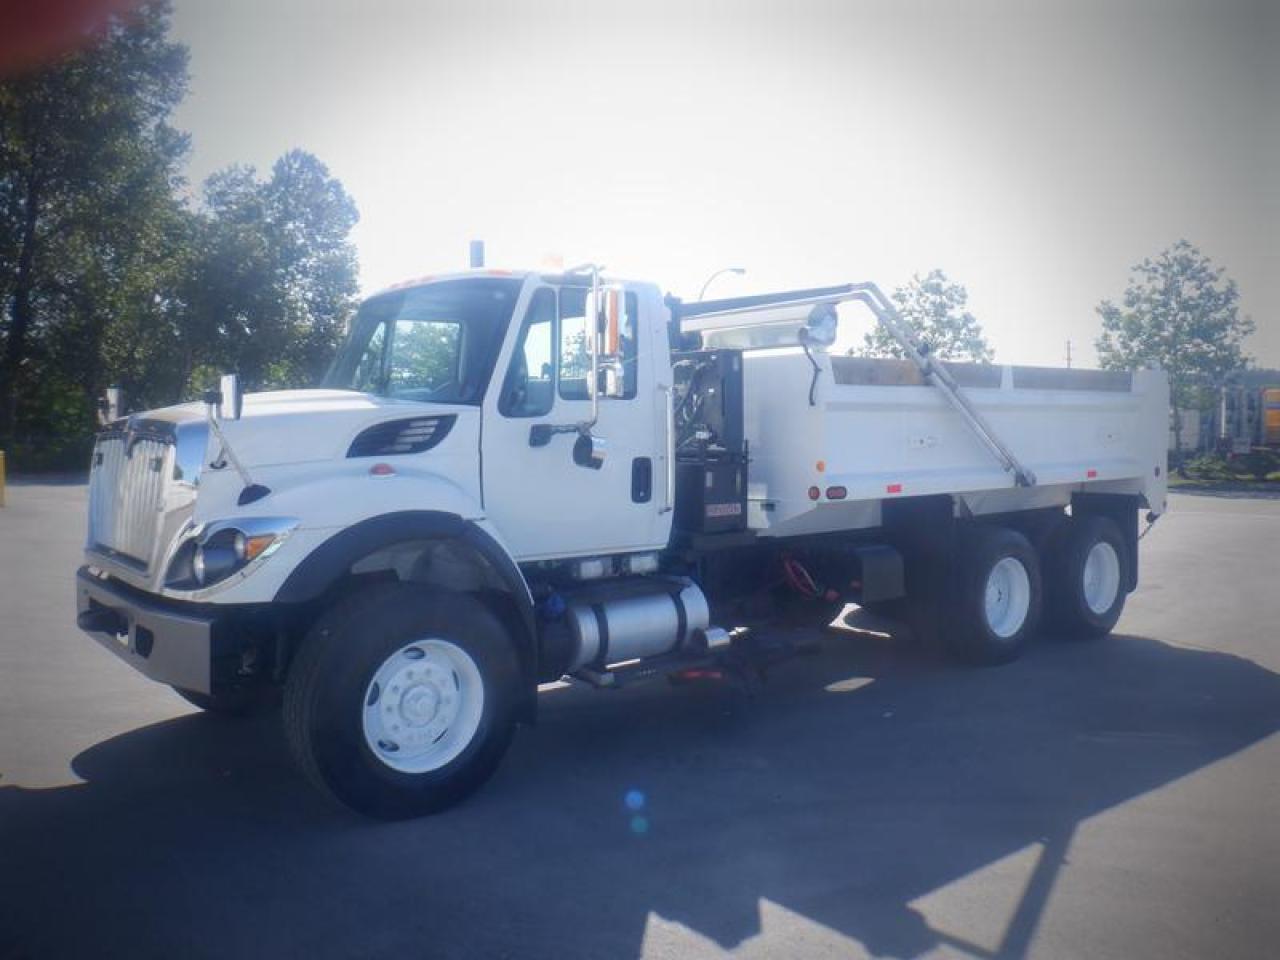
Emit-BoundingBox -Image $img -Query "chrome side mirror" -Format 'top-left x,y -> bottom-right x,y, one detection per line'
217,373 -> 243,421
587,283 -> 628,400
97,386 -> 123,426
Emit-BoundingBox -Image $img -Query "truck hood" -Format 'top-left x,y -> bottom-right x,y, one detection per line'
139,389 -> 471,469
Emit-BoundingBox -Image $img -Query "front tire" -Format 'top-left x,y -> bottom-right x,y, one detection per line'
284,583 -> 521,819
1044,515 -> 1128,638
950,526 -> 1043,665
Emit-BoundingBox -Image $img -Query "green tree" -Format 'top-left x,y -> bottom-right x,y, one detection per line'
0,1 -> 189,451
859,269 -> 994,363
180,150 -> 359,393
1095,240 -> 1253,459
0,4 -> 360,468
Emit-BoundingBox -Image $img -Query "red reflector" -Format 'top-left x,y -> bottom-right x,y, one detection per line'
886,483 -> 903,494
808,486 -> 821,501
826,486 -> 847,500
1086,469 -> 1098,479
682,669 -> 722,680
370,463 -> 396,476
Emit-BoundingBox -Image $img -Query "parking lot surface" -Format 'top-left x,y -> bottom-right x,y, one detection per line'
1,483 -> 1277,959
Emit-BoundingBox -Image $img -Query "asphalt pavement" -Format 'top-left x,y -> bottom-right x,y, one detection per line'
1,482 -> 1277,960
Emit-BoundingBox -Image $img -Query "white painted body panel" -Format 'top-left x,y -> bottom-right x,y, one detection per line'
741,349 -> 1168,537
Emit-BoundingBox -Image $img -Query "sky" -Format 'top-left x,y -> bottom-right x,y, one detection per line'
169,0 -> 1278,367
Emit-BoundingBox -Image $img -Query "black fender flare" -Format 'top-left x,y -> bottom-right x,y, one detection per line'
1071,492 -> 1140,593
274,511 -> 538,717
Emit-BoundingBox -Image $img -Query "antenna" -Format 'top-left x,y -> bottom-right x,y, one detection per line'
1065,340 -> 1073,369
469,240 -> 485,268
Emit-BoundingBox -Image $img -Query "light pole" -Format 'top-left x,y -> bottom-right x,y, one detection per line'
697,266 -> 745,301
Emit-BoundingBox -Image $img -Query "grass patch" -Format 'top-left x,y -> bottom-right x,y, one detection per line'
1171,451 -> 1280,488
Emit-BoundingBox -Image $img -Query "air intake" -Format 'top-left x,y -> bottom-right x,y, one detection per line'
347,416 -> 455,458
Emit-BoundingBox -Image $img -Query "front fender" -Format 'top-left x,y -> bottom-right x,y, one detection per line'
272,510 -> 539,722
182,465 -> 485,606
273,511 -> 526,607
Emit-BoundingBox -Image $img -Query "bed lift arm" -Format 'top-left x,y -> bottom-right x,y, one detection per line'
676,281 -> 1036,487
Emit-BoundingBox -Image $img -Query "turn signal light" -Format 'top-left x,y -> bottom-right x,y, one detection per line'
243,534 -> 276,562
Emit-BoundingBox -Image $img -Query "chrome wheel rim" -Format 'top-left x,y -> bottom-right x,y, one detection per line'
361,638 -> 485,774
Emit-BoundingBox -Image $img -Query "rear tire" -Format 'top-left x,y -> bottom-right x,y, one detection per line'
284,583 -> 521,819
950,525 -> 1042,665
1044,515 -> 1128,639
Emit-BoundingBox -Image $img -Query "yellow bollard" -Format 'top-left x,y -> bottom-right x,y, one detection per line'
0,449 -> 5,507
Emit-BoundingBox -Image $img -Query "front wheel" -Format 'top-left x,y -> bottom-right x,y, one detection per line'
950,525 -> 1043,665
284,583 -> 521,819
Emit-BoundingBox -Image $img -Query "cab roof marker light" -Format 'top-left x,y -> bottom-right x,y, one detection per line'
886,483 -> 903,494
387,274 -> 436,291
1086,469 -> 1098,479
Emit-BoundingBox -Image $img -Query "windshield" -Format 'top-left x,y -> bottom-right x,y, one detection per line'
324,277 -> 523,404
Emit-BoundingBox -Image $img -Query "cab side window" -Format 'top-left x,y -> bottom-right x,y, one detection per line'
499,288 -> 555,417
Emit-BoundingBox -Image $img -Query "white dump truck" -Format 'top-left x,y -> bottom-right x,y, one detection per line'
77,266 -> 1168,818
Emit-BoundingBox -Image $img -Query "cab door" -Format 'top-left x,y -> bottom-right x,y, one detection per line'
481,281 -> 669,561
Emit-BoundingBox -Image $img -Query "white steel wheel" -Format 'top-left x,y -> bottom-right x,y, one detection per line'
1045,514 -> 1130,639
953,525 -> 1043,665
984,556 -> 1032,638
1081,541 -> 1121,616
284,583 -> 521,819
362,638 -> 486,774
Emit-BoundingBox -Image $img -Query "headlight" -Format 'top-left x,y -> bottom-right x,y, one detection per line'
165,517 -> 298,591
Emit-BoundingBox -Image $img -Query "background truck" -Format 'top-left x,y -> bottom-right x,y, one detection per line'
1216,383 -> 1280,454
76,265 -> 1169,819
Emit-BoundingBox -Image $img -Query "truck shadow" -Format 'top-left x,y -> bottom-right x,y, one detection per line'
2,631 -> 1278,959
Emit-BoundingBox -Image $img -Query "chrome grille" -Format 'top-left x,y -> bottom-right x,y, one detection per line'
88,429 -> 174,570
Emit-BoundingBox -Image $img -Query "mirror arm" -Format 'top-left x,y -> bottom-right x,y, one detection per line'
586,265 -> 600,431
528,422 -> 580,447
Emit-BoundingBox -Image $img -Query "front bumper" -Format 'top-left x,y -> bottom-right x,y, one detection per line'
76,567 -> 224,694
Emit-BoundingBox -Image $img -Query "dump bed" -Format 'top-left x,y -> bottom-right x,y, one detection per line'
740,350 -> 1168,537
